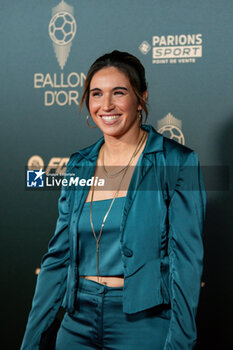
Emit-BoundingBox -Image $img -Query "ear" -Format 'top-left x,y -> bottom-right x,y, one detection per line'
138,90 -> 148,110
142,90 -> 148,102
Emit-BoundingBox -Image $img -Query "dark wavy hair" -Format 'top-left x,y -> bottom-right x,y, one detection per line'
80,50 -> 148,120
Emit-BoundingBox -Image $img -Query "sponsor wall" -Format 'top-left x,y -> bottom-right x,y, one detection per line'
0,1 -> 232,348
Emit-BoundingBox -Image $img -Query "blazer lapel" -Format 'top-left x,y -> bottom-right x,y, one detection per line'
120,154 -> 153,236
120,125 -> 164,237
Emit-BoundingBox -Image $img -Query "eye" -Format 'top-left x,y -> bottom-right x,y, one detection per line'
114,90 -> 125,95
91,92 -> 102,97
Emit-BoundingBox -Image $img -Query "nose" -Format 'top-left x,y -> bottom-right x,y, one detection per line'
102,94 -> 114,111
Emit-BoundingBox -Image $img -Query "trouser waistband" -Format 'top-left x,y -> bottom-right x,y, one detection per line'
78,277 -> 123,296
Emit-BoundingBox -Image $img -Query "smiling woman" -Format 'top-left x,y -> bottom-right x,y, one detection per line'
88,66 -> 144,136
21,50 -> 206,350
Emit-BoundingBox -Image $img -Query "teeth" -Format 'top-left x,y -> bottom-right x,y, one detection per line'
101,115 -> 121,121
102,115 -> 120,121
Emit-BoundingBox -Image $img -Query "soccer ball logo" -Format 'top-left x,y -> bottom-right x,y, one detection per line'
49,11 -> 77,46
158,125 -> 185,145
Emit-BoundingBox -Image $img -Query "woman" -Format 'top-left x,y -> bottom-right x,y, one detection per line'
21,50 -> 206,350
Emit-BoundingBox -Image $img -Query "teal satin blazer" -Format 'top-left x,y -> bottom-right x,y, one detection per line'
21,124 -> 206,350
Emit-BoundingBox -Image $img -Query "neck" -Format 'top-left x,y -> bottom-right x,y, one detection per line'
102,125 -> 145,165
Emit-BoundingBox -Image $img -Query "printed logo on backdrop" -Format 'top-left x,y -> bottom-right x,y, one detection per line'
34,0 -> 86,107
27,155 -> 69,173
139,34 -> 203,64
48,0 -> 76,70
157,113 -> 185,145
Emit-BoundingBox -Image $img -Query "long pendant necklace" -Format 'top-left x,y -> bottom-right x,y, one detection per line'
89,130 -> 148,281
102,131 -> 148,178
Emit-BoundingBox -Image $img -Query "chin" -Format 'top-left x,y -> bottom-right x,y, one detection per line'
96,119 -> 124,136
95,116 -> 139,138
101,128 -> 123,138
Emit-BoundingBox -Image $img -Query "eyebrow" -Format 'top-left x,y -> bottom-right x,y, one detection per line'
89,86 -> 128,92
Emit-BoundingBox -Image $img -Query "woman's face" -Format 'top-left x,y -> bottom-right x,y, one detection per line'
89,66 -> 143,138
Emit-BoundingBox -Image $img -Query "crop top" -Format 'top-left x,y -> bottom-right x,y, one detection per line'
77,197 -> 126,276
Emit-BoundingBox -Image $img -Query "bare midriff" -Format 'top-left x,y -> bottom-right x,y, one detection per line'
80,276 -> 124,287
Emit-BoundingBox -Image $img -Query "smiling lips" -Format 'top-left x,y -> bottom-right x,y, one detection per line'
99,114 -> 122,122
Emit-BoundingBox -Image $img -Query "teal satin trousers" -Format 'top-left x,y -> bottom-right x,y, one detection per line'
55,277 -> 171,350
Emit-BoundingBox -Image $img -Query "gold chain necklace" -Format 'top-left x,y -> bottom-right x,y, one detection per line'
89,130 -> 147,280
102,131 -> 147,178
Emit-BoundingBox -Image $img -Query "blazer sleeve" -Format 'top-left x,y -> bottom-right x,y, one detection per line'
20,161 -> 74,350
164,151 -> 206,350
